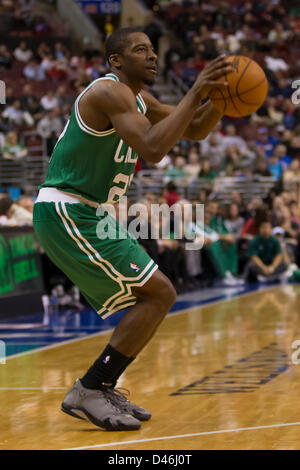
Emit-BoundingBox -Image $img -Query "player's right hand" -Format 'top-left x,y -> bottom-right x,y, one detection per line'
191,55 -> 234,101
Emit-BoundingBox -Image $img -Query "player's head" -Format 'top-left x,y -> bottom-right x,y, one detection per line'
105,27 -> 157,86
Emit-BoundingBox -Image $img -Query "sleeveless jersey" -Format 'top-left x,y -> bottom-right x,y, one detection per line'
39,73 -> 147,204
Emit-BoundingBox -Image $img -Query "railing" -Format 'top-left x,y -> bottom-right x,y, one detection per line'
134,171 -> 277,203
0,154 -> 49,196
0,163 -> 285,203
167,69 -> 187,99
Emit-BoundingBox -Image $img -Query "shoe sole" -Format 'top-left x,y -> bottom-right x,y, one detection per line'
61,404 -> 141,431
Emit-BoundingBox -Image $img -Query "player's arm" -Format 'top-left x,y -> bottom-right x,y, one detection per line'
96,81 -> 201,163
91,55 -> 232,163
141,90 -> 223,141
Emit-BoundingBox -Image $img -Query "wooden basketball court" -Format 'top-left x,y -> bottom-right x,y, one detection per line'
1,284 -> 300,450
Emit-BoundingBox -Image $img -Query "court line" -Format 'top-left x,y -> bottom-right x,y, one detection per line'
0,387 -> 67,391
0,323 -> 44,329
64,421 -> 300,450
4,284 -> 278,362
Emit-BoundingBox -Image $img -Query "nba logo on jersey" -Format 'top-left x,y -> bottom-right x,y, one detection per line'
103,355 -> 111,364
130,262 -> 140,272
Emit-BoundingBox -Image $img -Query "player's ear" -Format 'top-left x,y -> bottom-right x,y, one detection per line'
109,54 -> 122,69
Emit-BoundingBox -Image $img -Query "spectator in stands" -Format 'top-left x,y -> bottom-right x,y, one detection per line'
221,144 -> 256,176
187,204 -> 243,286
86,56 -> 107,81
282,98 -> 297,130
162,182 -> 181,207
198,159 -> 217,182
2,131 -> 28,160
284,160 -> 300,184
270,78 -> 291,99
18,195 -> 34,214
206,200 -> 219,217
288,136 -> 300,160
36,42 -> 51,60
4,86 -> 15,106
201,133 -> 226,169
253,159 -> 273,178
182,58 -> 198,88
157,235 -> 190,294
222,125 -> 248,153
289,200 -> 300,227
20,84 -> 43,121
47,58 -> 69,81
240,206 -> 269,241
164,156 -> 187,185
225,32 -> 240,54
0,110 -> 12,134
255,127 -> 279,157
268,23 -> 291,43
265,97 -> 284,125
54,42 -> 68,61
103,14 -> 114,39
274,144 -> 291,167
225,203 -> 245,238
13,40 -> 33,63
184,151 -> 201,183
37,106 -> 64,156
221,146 -> 243,177
144,12 -> 163,54
68,56 -> 81,84
2,99 -> 34,127
23,58 -> 45,80
20,83 -> 34,109
0,44 -> 12,69
272,226 -> 296,273
54,85 -> 73,107
275,205 -> 299,242
267,153 -> 284,180
244,220 -> 287,283
0,196 -> 32,226
265,51 -> 289,74
40,90 -> 59,111
279,129 -> 294,149
40,53 -> 55,75
33,14 -> 52,36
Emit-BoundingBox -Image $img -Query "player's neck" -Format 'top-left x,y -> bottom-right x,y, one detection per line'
111,69 -> 142,96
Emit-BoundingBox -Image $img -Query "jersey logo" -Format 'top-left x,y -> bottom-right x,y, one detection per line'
103,355 -> 111,364
130,262 -> 140,272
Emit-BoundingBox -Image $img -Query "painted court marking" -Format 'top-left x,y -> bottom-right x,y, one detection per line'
0,387 -> 67,391
64,421 -> 300,450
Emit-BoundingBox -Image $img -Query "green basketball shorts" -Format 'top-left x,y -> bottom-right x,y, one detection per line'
33,192 -> 158,318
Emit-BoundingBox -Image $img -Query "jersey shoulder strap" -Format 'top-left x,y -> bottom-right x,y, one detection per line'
74,73 -> 120,137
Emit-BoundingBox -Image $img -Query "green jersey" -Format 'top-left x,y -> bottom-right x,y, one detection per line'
248,235 -> 281,265
40,73 -> 147,204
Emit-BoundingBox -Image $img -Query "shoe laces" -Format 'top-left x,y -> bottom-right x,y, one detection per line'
105,387 -> 132,411
84,388 -> 123,414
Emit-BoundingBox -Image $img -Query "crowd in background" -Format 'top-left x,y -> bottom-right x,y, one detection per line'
1,0 -> 300,295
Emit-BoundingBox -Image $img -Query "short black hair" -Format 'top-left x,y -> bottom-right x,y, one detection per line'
105,27 -> 140,65
0,196 -> 14,216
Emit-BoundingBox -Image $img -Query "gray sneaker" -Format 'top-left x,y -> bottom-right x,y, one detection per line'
61,379 -> 141,431
105,387 -> 152,421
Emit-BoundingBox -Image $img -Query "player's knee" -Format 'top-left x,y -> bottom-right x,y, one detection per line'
133,271 -> 176,315
155,277 -> 177,314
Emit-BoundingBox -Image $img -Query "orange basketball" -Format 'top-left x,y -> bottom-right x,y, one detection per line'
209,55 -> 268,117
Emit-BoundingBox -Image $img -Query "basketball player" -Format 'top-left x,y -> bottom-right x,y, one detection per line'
33,27 -> 233,431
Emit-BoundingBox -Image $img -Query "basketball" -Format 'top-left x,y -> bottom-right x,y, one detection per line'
209,55 -> 268,117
